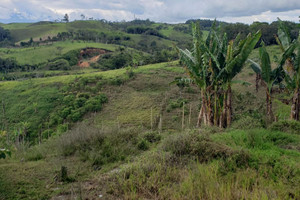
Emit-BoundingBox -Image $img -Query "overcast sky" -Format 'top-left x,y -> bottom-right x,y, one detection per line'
0,0 -> 299,24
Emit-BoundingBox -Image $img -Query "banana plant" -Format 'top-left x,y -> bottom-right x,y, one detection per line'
217,31 -> 261,127
249,43 -> 285,121
178,22 -> 261,128
276,18 -> 300,120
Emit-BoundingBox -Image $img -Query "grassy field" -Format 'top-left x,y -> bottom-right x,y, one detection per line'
0,57 -> 299,199
1,21 -> 112,42
0,41 -> 118,65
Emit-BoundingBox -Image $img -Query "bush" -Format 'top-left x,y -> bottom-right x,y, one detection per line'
85,99 -> 102,112
162,132 -> 250,164
70,110 -> 83,122
58,124 -> 141,166
143,131 -> 161,143
24,146 -> 45,161
137,139 -> 149,151
109,77 -> 124,86
47,59 -> 70,70
269,120 -> 300,134
166,98 -> 188,112
61,49 -> 80,66
231,115 -> 263,130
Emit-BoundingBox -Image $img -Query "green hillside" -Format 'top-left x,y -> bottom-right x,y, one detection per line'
0,41 -> 118,65
0,19 -> 299,200
0,60 -> 299,199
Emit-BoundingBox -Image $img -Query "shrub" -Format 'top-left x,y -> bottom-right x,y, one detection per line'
231,115 -> 263,130
143,131 -> 161,143
73,97 -> 87,108
269,120 -> 300,134
166,98 -> 188,112
137,139 -> 149,151
162,131 -> 250,164
63,95 -> 75,105
49,114 -> 63,126
70,110 -> 83,122
24,146 -> 45,161
47,59 -> 70,70
58,124 -> 141,166
84,99 -> 102,112
109,77 -> 124,86
61,49 -> 80,66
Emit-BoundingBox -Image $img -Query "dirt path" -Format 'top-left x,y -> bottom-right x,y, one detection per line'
79,55 -> 101,68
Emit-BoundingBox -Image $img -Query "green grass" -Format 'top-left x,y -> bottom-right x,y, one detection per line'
0,41 -> 117,65
0,61 -> 183,141
103,129 -> 300,199
0,58 -> 299,199
1,21 -> 111,42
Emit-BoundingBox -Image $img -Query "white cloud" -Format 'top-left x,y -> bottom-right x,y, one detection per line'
0,0 -> 299,23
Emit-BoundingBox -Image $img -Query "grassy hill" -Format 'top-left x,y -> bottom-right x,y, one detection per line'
0,41 -> 118,65
0,20 -> 193,48
0,20 -> 299,200
0,60 -> 299,199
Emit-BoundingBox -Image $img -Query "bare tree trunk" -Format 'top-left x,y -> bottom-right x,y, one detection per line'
266,89 -> 274,122
207,94 -> 213,126
213,89 -> 218,126
226,84 -> 232,127
197,105 -> 204,128
219,92 -> 227,128
290,87 -> 299,120
200,90 -> 209,126
189,104 -> 192,128
182,103 -> 185,130
255,74 -> 261,92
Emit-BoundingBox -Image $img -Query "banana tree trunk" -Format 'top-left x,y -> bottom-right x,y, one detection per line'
290,87 -> 299,120
197,104 -> 204,127
226,84 -> 232,127
255,74 -> 261,92
207,94 -> 213,126
266,88 -> 274,122
214,89 -> 218,126
219,92 -> 227,128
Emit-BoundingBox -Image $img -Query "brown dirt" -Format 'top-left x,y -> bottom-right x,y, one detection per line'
78,48 -> 110,68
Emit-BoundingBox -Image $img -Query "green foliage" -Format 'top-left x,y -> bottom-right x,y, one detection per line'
47,59 -> 70,70
0,27 -> 11,42
0,148 -> 11,159
0,57 -> 20,73
97,51 -> 133,70
162,131 -> 250,166
142,131 -> 161,143
58,125 -> 143,166
269,120 -> 300,134
109,128 -> 300,199
178,22 -> 261,127
137,139 -> 149,151
231,115 -> 263,130
23,148 -> 45,161
166,98 -> 188,112
61,49 -> 80,66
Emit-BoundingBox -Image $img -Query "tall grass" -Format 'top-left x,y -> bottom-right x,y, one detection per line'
106,129 -> 300,199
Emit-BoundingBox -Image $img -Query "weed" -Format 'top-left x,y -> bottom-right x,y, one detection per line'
269,120 -> 300,134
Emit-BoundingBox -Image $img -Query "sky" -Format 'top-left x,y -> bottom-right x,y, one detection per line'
0,0 -> 299,24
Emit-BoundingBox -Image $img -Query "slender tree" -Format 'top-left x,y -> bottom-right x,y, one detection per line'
249,43 -> 285,122
275,19 -> 300,120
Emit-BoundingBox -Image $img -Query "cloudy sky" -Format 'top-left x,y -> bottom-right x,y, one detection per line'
0,0 -> 299,24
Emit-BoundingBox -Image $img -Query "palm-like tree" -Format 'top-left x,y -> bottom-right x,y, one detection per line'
249,43 -> 285,121
178,23 -> 261,128
275,19 -> 300,120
